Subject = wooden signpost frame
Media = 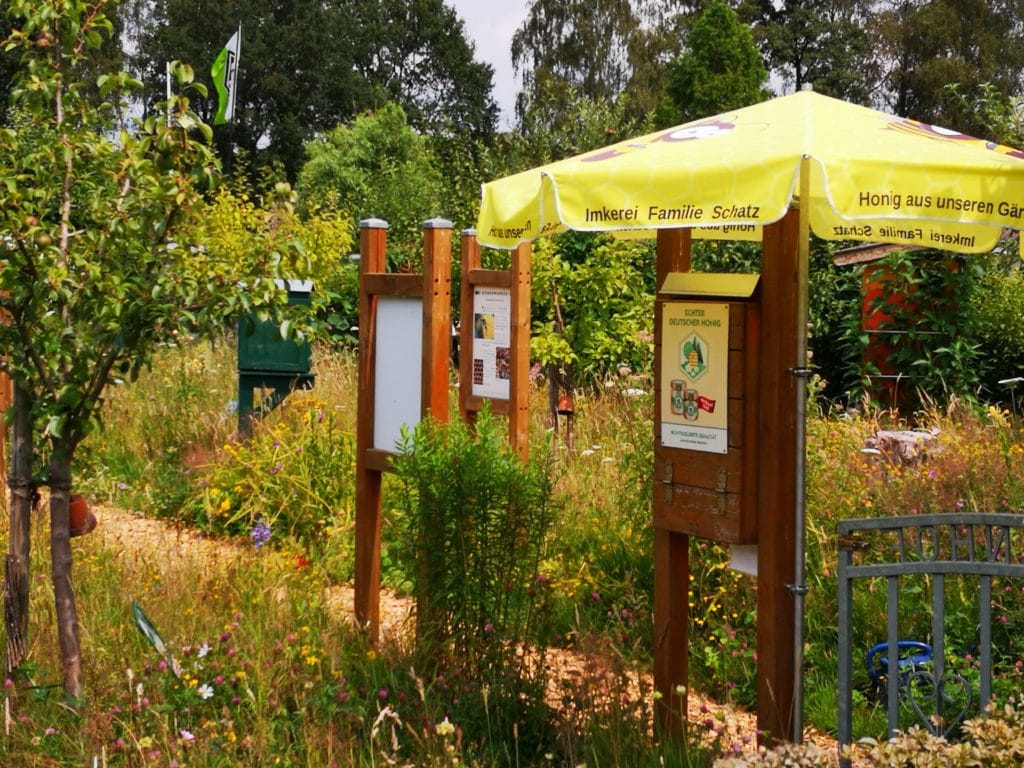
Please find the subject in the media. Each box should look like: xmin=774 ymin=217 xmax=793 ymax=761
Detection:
xmin=652 ymin=214 xmax=800 ymax=745
xmin=353 ymin=214 xmax=800 ymax=741
xmin=457 ymin=230 xmax=531 ymax=459
xmin=354 ymin=218 xmax=452 ymax=640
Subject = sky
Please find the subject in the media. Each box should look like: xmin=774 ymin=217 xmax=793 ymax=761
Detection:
xmin=447 ymin=0 xmax=532 ymax=129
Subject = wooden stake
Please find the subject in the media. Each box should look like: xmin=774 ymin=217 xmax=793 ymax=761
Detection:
xmin=459 ymin=231 xmax=481 ymax=426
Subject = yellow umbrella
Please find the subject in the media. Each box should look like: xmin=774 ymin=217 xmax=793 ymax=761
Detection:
xmin=475 ymin=89 xmax=1024 ymax=744
xmin=477 ymin=89 xmax=1024 ymax=253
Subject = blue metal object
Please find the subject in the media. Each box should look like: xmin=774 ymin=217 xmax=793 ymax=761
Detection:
xmin=865 ymin=640 xmax=932 ymax=698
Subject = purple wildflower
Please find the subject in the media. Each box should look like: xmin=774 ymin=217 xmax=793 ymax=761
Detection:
xmin=251 ymin=520 xmax=272 ymax=549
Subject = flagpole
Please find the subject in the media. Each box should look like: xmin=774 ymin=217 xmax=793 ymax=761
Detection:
xmin=229 ymin=25 xmax=240 ymax=174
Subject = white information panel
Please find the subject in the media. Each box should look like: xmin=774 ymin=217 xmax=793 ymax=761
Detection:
xmin=373 ymin=296 xmax=423 ymax=452
xmin=470 ymin=287 xmax=512 ymax=400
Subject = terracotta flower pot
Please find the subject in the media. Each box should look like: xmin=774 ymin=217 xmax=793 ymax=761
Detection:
xmin=69 ymin=494 xmax=97 ymax=537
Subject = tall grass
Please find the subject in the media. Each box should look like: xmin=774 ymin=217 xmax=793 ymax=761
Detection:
xmin=74 ymin=336 xmax=239 ymax=514
xmin=1 ymin=340 xmax=721 ymax=766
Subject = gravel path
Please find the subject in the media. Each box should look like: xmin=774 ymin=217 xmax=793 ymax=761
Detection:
xmin=91 ymin=502 xmax=840 ymax=765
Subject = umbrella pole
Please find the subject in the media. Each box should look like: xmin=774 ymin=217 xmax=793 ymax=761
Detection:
xmin=791 ymin=156 xmax=812 ymax=743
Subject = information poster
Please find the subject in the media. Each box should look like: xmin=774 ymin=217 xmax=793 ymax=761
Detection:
xmin=660 ymin=302 xmax=730 ymax=453
xmin=470 ymin=287 xmax=512 ymax=400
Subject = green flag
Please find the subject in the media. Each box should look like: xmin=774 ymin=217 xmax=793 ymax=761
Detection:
xmin=211 ymin=27 xmax=241 ymax=125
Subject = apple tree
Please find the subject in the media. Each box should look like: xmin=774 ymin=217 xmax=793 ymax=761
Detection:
xmin=0 ymin=0 xmax=297 ymax=699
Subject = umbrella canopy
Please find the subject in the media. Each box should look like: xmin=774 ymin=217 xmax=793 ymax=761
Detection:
xmin=477 ymin=90 xmax=1024 ymax=253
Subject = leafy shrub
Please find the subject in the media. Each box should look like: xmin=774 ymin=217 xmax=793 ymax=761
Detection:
xmin=530 ymin=232 xmax=656 ymax=388
xmin=190 ymin=183 xmax=358 ymax=345
xmin=847 ymin=702 xmax=1024 ymax=767
xmin=297 ymin=102 xmax=444 ymax=271
xmin=178 ymin=394 xmax=357 ymax=580
xmin=713 ymin=740 xmax=835 ymax=768
xmin=842 ymin=251 xmax=981 ymax=412
xmin=716 ymin=703 xmax=1024 ymax=766
xmin=966 ymin=268 xmax=1024 ymax=404
xmin=806 ymin=242 xmax=863 ymax=407
xmin=391 ymin=408 xmax=558 ymax=764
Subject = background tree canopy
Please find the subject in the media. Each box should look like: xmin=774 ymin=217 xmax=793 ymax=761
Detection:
xmin=296 ymin=103 xmax=445 ymax=268
xmin=4 ymin=0 xmax=1024 ymax=411
xmin=123 ymin=0 xmax=497 ymax=181
xmin=4 ymin=0 xmax=1024 ymax=147
xmin=753 ymin=0 xmax=877 ymax=103
xmin=663 ymin=0 xmax=768 ymax=124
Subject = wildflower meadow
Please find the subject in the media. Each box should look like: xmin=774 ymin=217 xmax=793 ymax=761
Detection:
xmin=3 ymin=336 xmax=1024 ymax=766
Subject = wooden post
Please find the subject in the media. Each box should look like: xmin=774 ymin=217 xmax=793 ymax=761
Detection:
xmin=422 ymin=220 xmax=452 ymax=421
xmin=756 ymin=209 xmax=800 ymax=743
xmin=416 ymin=220 xmax=453 ymax=638
xmin=509 ymin=243 xmax=531 ymax=459
xmin=459 ymin=231 xmax=481 ymax=427
xmin=656 ymin=229 xmax=692 ymax=288
xmin=653 ymin=228 xmax=692 ymax=735
xmin=354 ymin=219 xmax=388 ymax=637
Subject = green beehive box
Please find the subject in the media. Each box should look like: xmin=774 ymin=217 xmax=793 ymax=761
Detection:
xmin=237 ymin=280 xmax=313 ymax=374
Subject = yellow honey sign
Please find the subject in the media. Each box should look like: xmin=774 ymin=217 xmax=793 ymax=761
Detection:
xmin=660 ymin=302 xmax=730 ymax=453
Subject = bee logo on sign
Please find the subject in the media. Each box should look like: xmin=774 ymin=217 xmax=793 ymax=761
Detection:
xmin=680 ymin=334 xmax=709 ymax=382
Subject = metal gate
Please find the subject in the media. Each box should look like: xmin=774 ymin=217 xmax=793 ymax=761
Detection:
xmin=837 ymin=513 xmax=1024 ymax=765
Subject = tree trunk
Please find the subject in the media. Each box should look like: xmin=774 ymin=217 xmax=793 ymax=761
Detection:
xmin=545 ymin=364 xmax=577 ymax=452
xmin=48 ymin=449 xmax=82 ymax=700
xmin=4 ymin=384 xmax=34 ymax=674
xmin=562 ymin=366 xmax=576 ymax=455
xmin=546 ymin=363 xmax=559 ymax=433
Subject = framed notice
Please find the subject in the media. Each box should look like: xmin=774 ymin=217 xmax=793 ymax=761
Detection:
xmin=470 ymin=287 xmax=512 ymax=400
xmin=660 ymin=301 xmax=730 ymax=453
xmin=373 ymin=296 xmax=423 ymax=451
